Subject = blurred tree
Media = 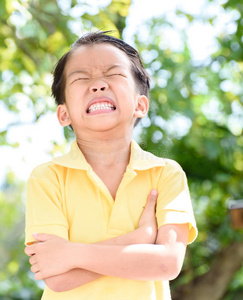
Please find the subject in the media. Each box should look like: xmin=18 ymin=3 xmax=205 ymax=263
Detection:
xmin=0 ymin=0 xmax=131 ymax=145
xmin=132 ymin=0 xmax=243 ymax=299
xmin=0 ymin=0 xmax=131 ymax=298
xmin=1 ymin=0 xmax=242 ymax=299
xmin=0 ymin=172 xmax=43 ymax=299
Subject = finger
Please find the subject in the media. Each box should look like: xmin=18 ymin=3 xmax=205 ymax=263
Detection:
xmin=35 ymin=271 xmax=43 ymax=281
xmin=29 ymin=255 xmax=36 ymax=266
xmin=32 ymin=233 xmax=58 ymax=242
xmin=149 ymin=189 xmax=158 ymax=198
xmin=31 ymin=263 xmax=40 ymax=273
xmin=145 ymin=189 xmax=158 ymax=209
xmin=25 ymin=245 xmax=36 ymax=256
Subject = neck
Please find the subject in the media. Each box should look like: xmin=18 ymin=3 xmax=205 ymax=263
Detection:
xmin=76 ymin=136 xmax=132 ymax=167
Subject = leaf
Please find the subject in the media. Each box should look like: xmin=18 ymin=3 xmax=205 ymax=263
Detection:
xmin=0 ymin=0 xmax=7 ymax=18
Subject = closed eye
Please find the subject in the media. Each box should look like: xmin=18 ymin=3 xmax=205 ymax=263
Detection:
xmin=106 ymin=73 xmax=125 ymax=78
xmin=72 ymin=77 xmax=89 ymax=83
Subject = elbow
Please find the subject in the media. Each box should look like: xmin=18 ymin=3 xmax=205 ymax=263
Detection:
xmin=157 ymin=254 xmax=183 ymax=281
xmin=44 ymin=278 xmax=67 ymax=293
xmin=167 ymin=259 xmax=182 ymax=281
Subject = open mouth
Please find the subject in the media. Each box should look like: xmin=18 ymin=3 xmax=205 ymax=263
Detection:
xmin=86 ymin=101 xmax=116 ymax=113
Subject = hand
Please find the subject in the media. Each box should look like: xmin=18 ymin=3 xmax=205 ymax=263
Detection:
xmin=138 ymin=189 xmax=158 ymax=244
xmin=25 ymin=233 xmax=73 ymax=280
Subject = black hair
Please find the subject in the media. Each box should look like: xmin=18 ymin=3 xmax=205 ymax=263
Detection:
xmin=52 ymin=31 xmax=150 ymax=126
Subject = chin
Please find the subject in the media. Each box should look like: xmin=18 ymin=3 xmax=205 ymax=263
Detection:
xmin=90 ymin=119 xmax=119 ymax=130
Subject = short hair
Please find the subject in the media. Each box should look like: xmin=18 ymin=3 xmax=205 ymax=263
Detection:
xmin=52 ymin=31 xmax=150 ymax=125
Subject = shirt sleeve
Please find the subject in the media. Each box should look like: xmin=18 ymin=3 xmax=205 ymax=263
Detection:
xmin=156 ymin=160 xmax=198 ymax=244
xmin=25 ymin=163 xmax=69 ymax=245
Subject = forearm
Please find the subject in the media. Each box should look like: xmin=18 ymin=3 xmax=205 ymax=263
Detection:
xmin=70 ymin=224 xmax=188 ymax=282
xmin=27 ymin=190 xmax=160 ymax=291
xmin=45 ymin=227 xmax=151 ymax=292
xmin=72 ymin=243 xmax=178 ymax=281
xmin=97 ymin=226 xmax=152 ymax=245
xmin=44 ymin=268 xmax=102 ymax=292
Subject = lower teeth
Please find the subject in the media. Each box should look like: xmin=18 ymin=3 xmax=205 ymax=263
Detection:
xmin=88 ymin=107 xmax=115 ymax=113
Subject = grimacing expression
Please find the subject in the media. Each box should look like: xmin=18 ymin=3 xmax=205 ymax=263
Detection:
xmin=52 ymin=32 xmax=150 ymax=126
xmin=56 ymin=43 xmax=149 ymax=136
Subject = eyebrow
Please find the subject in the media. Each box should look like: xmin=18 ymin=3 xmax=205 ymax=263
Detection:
xmin=67 ymin=64 xmax=125 ymax=79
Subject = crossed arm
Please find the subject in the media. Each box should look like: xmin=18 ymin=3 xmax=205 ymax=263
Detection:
xmin=25 ymin=190 xmax=189 ymax=292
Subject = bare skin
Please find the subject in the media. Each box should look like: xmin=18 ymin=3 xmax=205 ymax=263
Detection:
xmin=25 ymin=44 xmax=189 ymax=292
xmin=25 ymin=190 xmax=189 ymax=292
xmin=56 ymin=44 xmax=149 ymax=200
xmin=25 ymin=189 xmax=159 ymax=292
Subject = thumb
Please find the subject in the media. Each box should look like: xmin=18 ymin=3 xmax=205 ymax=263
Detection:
xmin=32 ymin=233 xmax=57 ymax=242
xmin=150 ymin=189 xmax=158 ymax=198
xmin=145 ymin=189 xmax=158 ymax=210
xmin=150 ymin=189 xmax=158 ymax=206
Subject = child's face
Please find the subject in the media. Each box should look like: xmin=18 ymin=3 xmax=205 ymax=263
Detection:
xmin=57 ymin=43 xmax=148 ymax=138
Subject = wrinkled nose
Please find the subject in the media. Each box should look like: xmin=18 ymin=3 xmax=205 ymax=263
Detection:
xmin=90 ymin=80 xmax=108 ymax=93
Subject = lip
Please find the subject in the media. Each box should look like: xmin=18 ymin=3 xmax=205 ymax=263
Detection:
xmin=86 ymin=97 xmax=116 ymax=113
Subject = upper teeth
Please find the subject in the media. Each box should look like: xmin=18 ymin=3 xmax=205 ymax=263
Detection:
xmin=87 ymin=102 xmax=115 ymax=113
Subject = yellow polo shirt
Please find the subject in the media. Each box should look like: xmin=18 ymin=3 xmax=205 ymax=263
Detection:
xmin=25 ymin=140 xmax=197 ymax=300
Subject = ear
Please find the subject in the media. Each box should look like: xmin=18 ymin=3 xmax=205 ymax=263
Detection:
xmin=57 ymin=104 xmax=71 ymax=127
xmin=134 ymin=95 xmax=149 ymax=118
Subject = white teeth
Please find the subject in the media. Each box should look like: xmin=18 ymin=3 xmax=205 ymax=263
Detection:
xmin=87 ymin=102 xmax=115 ymax=113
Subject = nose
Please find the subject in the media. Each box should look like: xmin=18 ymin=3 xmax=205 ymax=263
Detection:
xmin=89 ymin=80 xmax=108 ymax=93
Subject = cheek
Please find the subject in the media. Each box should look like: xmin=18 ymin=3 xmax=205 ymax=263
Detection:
xmin=64 ymin=84 xmax=71 ymax=102
xmin=65 ymin=85 xmax=83 ymax=104
xmin=115 ymin=80 xmax=136 ymax=98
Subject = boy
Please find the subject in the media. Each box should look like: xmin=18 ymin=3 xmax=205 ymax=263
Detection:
xmin=25 ymin=31 xmax=197 ymax=300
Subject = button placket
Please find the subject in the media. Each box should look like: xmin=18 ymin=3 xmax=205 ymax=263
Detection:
xmin=107 ymin=169 xmax=137 ymax=236
xmin=86 ymin=169 xmax=114 ymax=228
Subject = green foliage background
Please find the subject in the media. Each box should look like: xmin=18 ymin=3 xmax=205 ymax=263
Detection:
xmin=0 ymin=0 xmax=242 ymax=299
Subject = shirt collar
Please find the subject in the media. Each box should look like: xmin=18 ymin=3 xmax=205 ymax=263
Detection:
xmin=128 ymin=140 xmax=166 ymax=170
xmin=52 ymin=140 xmax=166 ymax=171
xmin=52 ymin=141 xmax=90 ymax=171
